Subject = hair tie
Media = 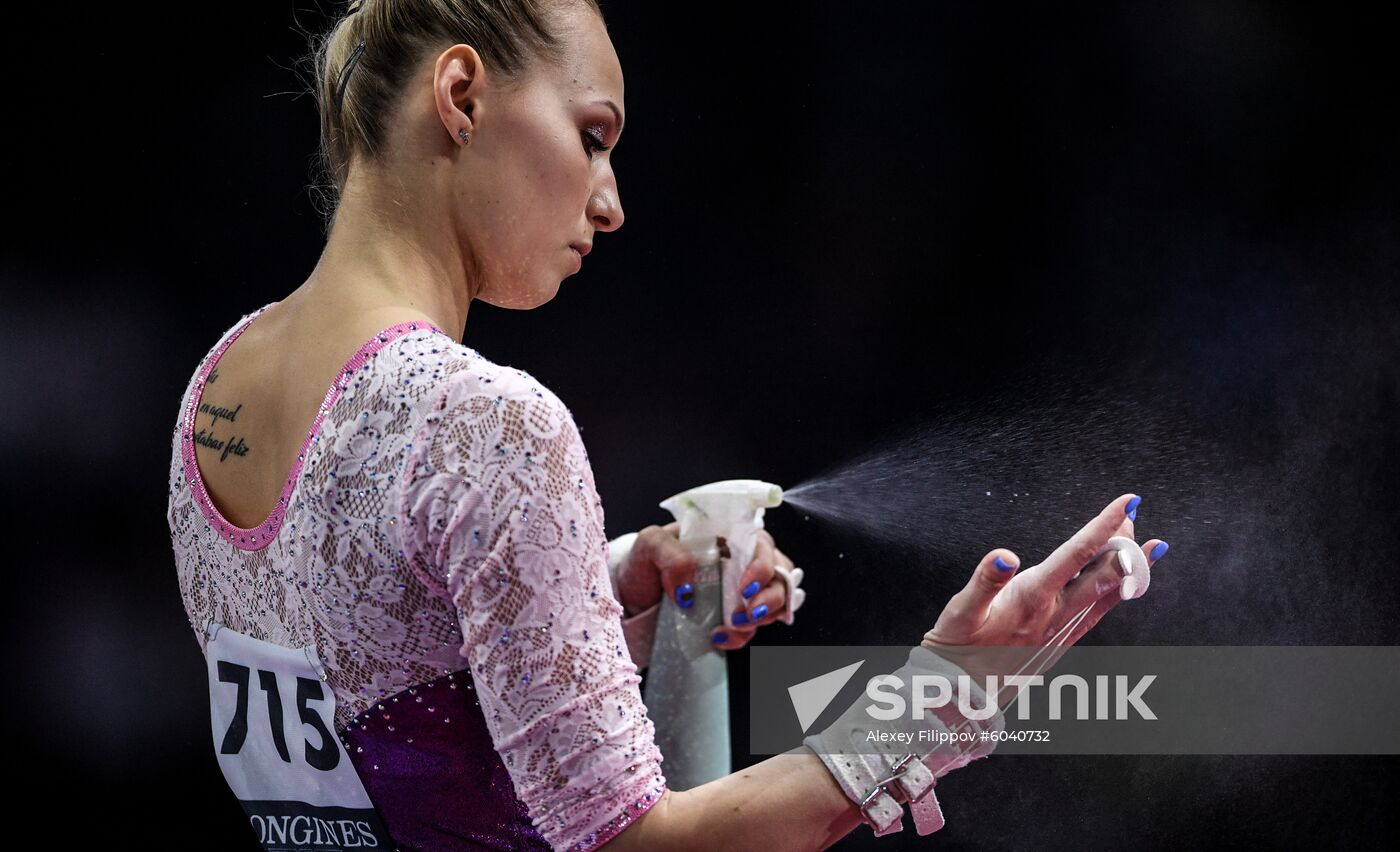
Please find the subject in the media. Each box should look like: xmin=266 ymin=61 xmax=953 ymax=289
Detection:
xmin=334 ymin=38 xmax=366 ymax=113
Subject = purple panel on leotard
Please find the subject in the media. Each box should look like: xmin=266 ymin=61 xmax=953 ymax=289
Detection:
xmin=342 ymin=668 xmax=551 ymax=851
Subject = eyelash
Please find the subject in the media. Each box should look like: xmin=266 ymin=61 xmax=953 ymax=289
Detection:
xmin=583 ymin=126 xmax=611 ymax=156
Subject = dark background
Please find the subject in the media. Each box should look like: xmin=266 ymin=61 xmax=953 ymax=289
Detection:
xmin=4 ymin=0 xmax=1397 ymax=848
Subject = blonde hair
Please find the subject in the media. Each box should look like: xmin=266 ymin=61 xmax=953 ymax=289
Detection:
xmin=301 ymin=0 xmax=603 ymax=232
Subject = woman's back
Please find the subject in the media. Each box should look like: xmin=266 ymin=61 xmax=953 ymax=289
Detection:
xmin=167 ymin=301 xmax=666 ymax=850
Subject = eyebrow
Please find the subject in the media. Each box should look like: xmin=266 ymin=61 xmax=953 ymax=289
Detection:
xmin=595 ymin=99 xmax=624 ymax=135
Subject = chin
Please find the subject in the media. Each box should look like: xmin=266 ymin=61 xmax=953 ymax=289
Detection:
xmin=482 ymin=280 xmax=561 ymax=310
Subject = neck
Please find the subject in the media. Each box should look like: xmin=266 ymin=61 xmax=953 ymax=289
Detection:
xmin=293 ymin=166 xmax=475 ymax=341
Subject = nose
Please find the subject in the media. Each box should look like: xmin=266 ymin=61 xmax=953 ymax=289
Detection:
xmin=588 ymin=178 xmax=624 ymax=233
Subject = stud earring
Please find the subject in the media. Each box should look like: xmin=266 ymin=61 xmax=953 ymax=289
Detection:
xmin=458 ymin=128 xmax=471 ymax=145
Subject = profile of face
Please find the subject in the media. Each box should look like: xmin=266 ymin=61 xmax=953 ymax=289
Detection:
xmin=433 ymin=2 xmax=625 ymax=309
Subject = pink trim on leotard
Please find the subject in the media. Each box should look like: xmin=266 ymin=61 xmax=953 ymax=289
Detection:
xmin=180 ymin=301 xmax=450 ymax=552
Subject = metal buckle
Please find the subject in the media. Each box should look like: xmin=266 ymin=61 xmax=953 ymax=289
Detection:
xmin=858 ymin=752 xmax=919 ymax=812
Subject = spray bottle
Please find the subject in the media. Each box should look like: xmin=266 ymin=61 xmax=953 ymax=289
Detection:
xmin=644 ymin=479 xmax=784 ymax=790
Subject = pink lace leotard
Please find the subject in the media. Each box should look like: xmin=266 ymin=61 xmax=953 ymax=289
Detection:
xmin=168 ymin=302 xmax=667 ymax=850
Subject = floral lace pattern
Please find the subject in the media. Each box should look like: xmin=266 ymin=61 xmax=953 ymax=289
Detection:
xmin=169 ymin=303 xmax=666 ymax=850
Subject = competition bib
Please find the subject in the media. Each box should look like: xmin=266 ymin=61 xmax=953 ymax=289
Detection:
xmin=205 ymin=622 xmax=394 ymax=851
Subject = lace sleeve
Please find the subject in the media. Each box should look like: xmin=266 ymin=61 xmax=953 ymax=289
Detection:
xmin=399 ymin=369 xmax=667 ymax=850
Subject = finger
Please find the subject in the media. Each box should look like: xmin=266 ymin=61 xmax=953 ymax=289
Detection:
xmin=769 ymin=547 xmax=803 ymax=617
xmin=1056 ymin=538 xmax=1170 ymax=644
xmin=736 ymin=530 xmax=778 ymax=605
xmin=1060 ymin=587 xmax=1121 ymax=649
xmin=1026 ymin=493 xmax=1141 ymax=594
xmin=710 ymin=624 xmax=757 ymax=651
xmin=1115 ymin=513 xmax=1135 ymax=546
xmin=1058 ymin=538 xmax=1164 ymax=618
xmin=1073 ymin=512 xmax=1136 ymax=582
xmin=1072 ymin=514 xmax=1134 ymax=581
xmin=784 ymin=565 xmax=807 ymax=615
xmin=730 ymin=578 xmax=785 ymax=627
xmin=737 ymin=541 xmax=796 ymax=624
xmin=637 ymin=522 xmax=699 ymax=608
xmin=940 ymin=548 xmax=1022 ymax=634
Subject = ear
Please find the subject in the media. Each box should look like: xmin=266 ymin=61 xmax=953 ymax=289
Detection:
xmin=434 ymin=43 xmax=488 ymax=141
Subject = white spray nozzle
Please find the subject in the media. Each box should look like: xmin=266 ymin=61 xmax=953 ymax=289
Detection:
xmin=658 ymin=479 xmax=784 ymax=620
xmin=660 ymin=479 xmax=783 ymax=515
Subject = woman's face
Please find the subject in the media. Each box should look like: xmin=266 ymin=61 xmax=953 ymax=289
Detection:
xmin=440 ymin=4 xmax=625 ymax=309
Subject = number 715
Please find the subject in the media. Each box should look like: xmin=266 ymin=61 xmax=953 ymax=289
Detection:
xmin=216 ymin=661 xmax=340 ymax=771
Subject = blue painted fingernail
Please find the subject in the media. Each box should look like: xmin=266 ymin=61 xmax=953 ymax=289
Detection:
xmin=1126 ymin=495 xmax=1141 ymax=522
xmin=752 ymin=603 xmax=769 ymax=620
xmin=1150 ymin=541 xmax=1169 ymax=560
xmin=732 ymin=610 xmax=750 ymax=626
xmin=712 ymin=631 xmax=727 ymax=644
xmin=742 ymin=580 xmax=761 ymax=599
xmin=995 ymin=556 xmax=1015 ymax=572
xmin=676 ymin=583 xmax=694 ymax=609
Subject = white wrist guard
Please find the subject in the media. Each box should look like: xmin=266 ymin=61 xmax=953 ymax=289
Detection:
xmin=802 ymin=645 xmax=1005 ymax=837
xmin=606 ymin=532 xmax=640 ymax=587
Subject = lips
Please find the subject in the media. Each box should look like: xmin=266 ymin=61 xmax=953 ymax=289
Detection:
xmin=570 ymin=242 xmax=592 ymax=257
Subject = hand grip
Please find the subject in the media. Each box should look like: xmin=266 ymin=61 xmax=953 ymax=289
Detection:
xmin=1097 ymin=535 xmax=1151 ymax=600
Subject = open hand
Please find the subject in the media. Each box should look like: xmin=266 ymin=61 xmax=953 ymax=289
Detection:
xmin=921 ymin=493 xmax=1169 ymax=678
